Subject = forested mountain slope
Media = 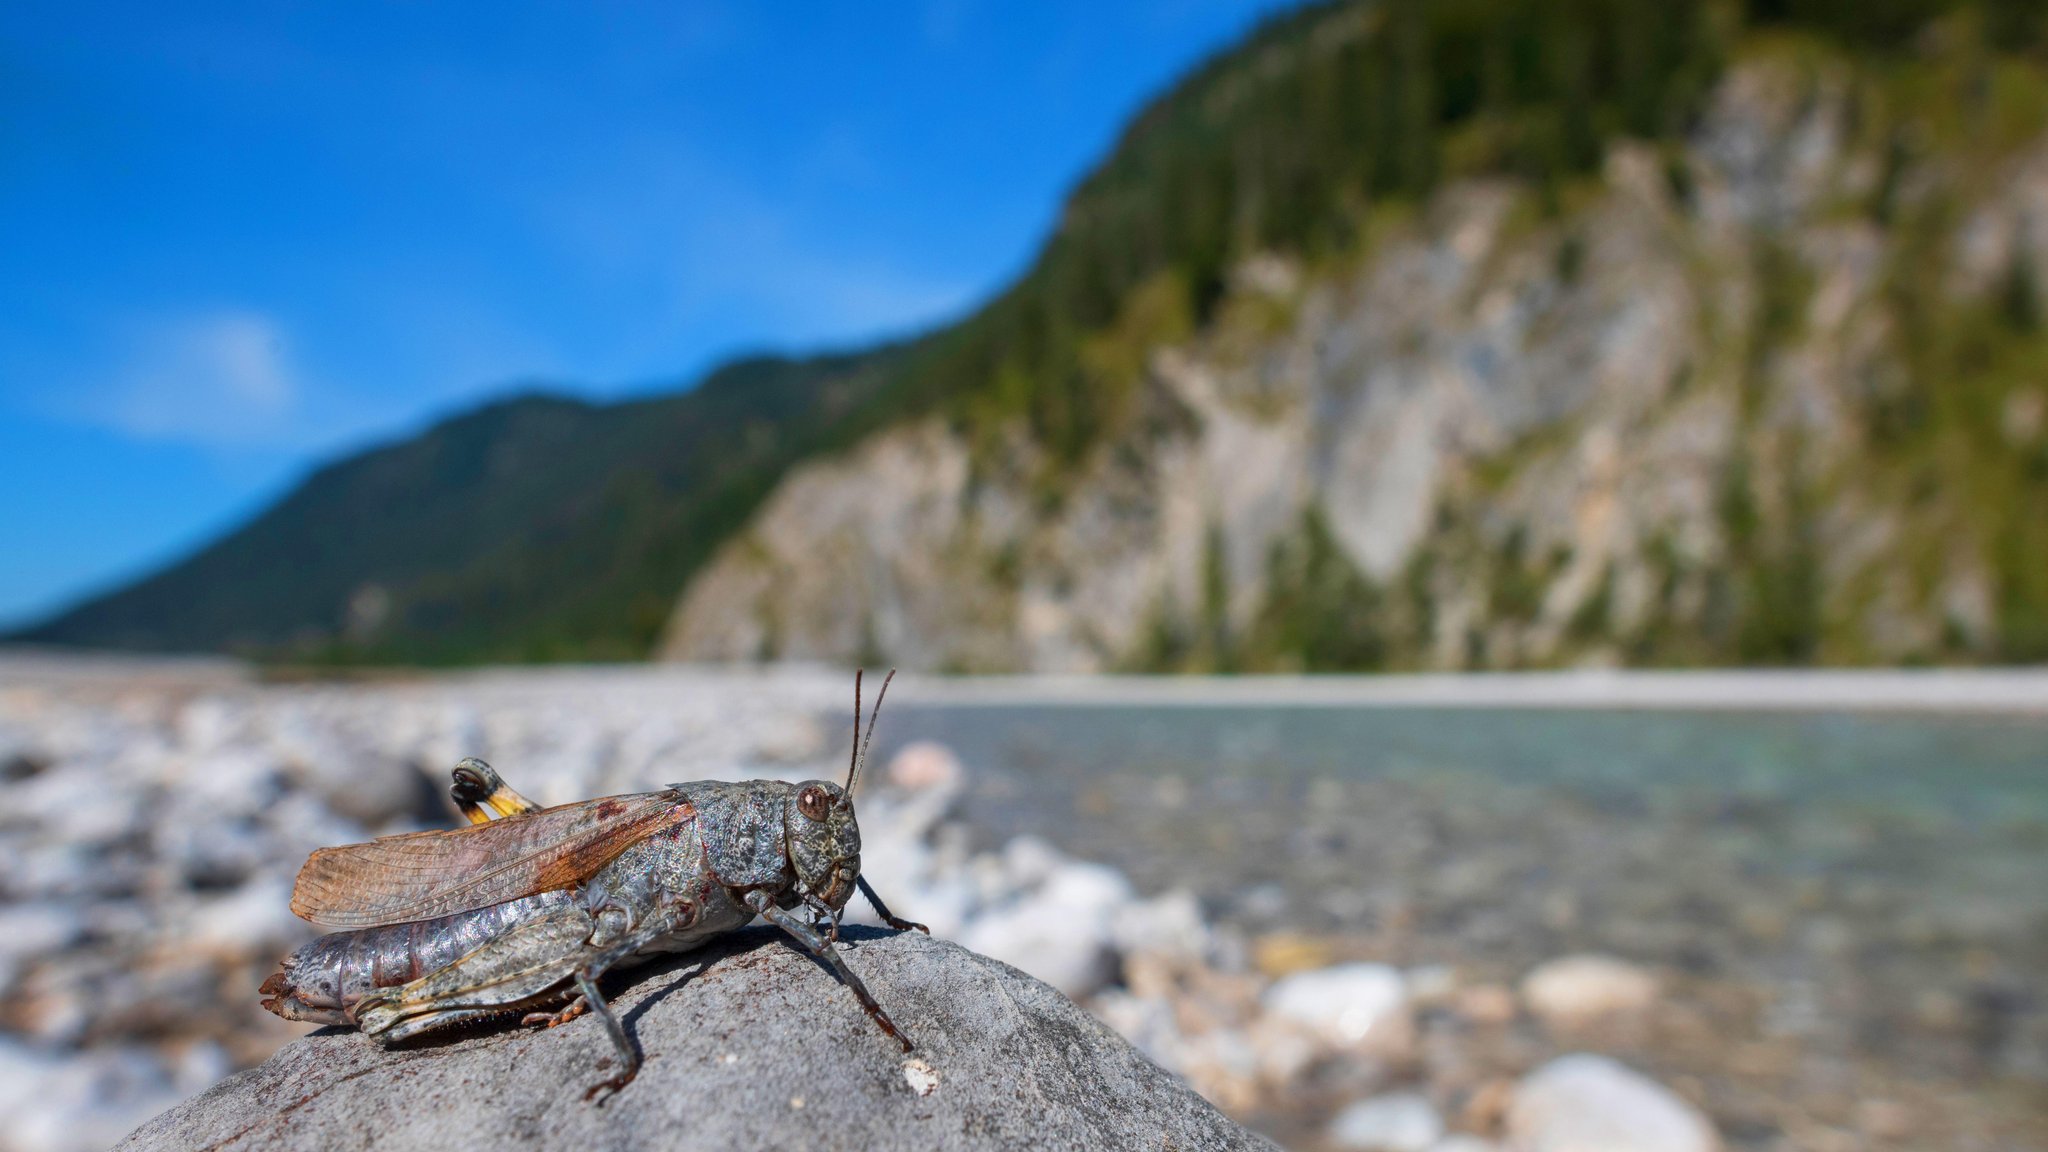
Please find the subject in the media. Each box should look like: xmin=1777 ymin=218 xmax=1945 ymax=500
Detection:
xmin=15 ymin=352 xmax=904 ymax=661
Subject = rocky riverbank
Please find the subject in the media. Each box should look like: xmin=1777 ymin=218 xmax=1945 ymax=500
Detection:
xmin=0 ymin=656 xmax=2040 ymax=1150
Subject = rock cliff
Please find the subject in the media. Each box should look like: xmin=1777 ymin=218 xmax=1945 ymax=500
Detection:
xmin=664 ymin=50 xmax=2048 ymax=672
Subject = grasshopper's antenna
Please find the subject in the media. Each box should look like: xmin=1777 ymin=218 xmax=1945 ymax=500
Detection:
xmin=847 ymin=668 xmax=864 ymax=790
xmin=846 ymin=668 xmax=895 ymax=795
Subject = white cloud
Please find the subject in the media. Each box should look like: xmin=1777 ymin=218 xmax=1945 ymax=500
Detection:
xmin=87 ymin=311 xmax=303 ymax=447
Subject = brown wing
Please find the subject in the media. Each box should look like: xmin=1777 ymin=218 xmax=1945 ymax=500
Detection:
xmin=290 ymin=790 xmax=690 ymax=928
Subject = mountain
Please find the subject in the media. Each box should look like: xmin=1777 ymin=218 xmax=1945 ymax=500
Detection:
xmin=13 ymin=352 xmax=906 ymax=662
xmin=19 ymin=0 xmax=2048 ymax=668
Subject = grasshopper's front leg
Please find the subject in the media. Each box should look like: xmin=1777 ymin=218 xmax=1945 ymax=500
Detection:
xmin=449 ymin=757 xmax=541 ymax=824
xmin=747 ymin=889 xmax=913 ymax=1052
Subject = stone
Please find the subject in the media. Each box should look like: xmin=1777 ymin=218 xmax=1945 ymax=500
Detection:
xmin=1252 ymin=933 xmax=1337 ymax=977
xmin=884 ymin=740 xmax=963 ymax=791
xmin=1108 ymin=889 xmax=1214 ymax=966
xmin=117 ymin=929 xmax=1275 ymax=1152
xmin=1505 ymin=1054 xmax=1719 ymax=1152
xmin=1520 ymin=955 xmax=1659 ymax=1028
xmin=956 ymin=856 xmax=1134 ymax=998
xmin=1264 ymin=963 xmax=1410 ymax=1052
xmin=1329 ymin=1091 xmax=1446 ymax=1152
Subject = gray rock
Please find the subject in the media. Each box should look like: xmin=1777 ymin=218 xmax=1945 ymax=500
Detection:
xmin=117 ymin=929 xmax=1276 ymax=1152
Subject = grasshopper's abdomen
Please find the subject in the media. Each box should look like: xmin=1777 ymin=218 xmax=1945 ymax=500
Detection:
xmin=259 ymin=890 xmax=580 ymax=1025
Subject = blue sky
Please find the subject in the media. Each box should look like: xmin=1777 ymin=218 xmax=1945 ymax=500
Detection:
xmin=0 ymin=0 xmax=1301 ymax=629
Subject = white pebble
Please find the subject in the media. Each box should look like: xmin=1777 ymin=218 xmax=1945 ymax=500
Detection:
xmin=1507 ymin=1054 xmax=1719 ymax=1152
xmin=1264 ymin=963 xmax=1408 ymax=1047
xmin=1329 ymin=1091 xmax=1444 ymax=1152
xmin=902 ymin=1057 xmax=940 ymax=1097
xmin=1521 ymin=955 xmax=1659 ymax=1028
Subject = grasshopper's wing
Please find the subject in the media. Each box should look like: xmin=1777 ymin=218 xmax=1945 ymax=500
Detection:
xmin=290 ymin=791 xmax=689 ymax=928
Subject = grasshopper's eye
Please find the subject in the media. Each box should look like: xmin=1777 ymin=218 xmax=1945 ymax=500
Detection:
xmin=798 ymin=786 xmax=829 ymax=822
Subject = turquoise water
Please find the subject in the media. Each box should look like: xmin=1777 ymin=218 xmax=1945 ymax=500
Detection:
xmin=878 ymin=705 xmax=2048 ymax=1084
xmin=890 ymin=704 xmax=2048 ymax=824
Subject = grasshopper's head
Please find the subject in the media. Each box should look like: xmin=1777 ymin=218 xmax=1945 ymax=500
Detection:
xmin=787 ymin=667 xmax=893 ymax=913
xmin=785 ymin=779 xmax=860 ymax=911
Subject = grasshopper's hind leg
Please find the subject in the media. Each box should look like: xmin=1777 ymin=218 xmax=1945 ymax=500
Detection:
xmin=449 ymin=757 xmax=541 ymax=824
xmin=354 ymin=905 xmax=598 ymax=1040
xmin=521 ymin=995 xmax=588 ymax=1028
xmin=358 ymin=895 xmax=697 ymax=1102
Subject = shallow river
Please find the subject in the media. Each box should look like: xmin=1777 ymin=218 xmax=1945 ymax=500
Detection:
xmin=875 ymin=705 xmax=2048 ymax=1091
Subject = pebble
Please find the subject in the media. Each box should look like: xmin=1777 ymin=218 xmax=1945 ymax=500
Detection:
xmin=1109 ymin=889 xmax=1213 ymax=965
xmin=1265 ymin=963 xmax=1410 ymax=1051
xmin=901 ymin=1057 xmax=940 ymax=1097
xmin=1252 ymin=932 xmax=1336 ymax=976
xmin=1520 ymin=955 xmax=1659 ymax=1028
xmin=956 ymin=858 xmax=1133 ymax=997
xmin=1329 ymin=1091 xmax=1446 ymax=1152
xmin=1506 ymin=1054 xmax=1719 ymax=1152
xmin=884 ymin=740 xmax=963 ymax=791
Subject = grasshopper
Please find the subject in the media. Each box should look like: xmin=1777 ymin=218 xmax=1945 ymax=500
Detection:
xmin=259 ymin=671 xmax=926 ymax=1099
